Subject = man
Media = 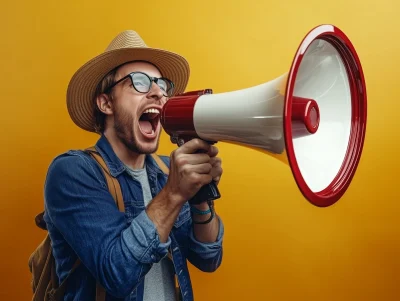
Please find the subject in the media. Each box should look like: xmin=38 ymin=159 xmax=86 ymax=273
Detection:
xmin=43 ymin=30 xmax=224 ymax=301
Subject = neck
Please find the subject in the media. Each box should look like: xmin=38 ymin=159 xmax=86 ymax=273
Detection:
xmin=103 ymin=131 xmax=145 ymax=170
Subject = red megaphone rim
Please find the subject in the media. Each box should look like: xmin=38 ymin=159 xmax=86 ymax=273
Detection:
xmin=284 ymin=24 xmax=367 ymax=207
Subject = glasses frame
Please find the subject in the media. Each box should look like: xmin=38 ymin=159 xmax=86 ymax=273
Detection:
xmin=104 ymin=71 xmax=175 ymax=97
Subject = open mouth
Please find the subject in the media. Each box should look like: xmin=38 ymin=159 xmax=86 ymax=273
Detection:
xmin=138 ymin=108 xmax=160 ymax=138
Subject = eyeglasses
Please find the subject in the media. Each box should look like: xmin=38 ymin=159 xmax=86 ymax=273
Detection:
xmin=104 ymin=72 xmax=175 ymax=97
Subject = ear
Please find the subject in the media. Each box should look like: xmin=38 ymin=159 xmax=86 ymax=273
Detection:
xmin=96 ymin=93 xmax=113 ymax=115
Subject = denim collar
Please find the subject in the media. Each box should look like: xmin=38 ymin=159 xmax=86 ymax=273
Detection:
xmin=94 ymin=134 xmax=167 ymax=179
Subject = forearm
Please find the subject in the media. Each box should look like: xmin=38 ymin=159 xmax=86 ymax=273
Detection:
xmin=145 ymin=187 xmax=183 ymax=242
xmin=191 ymin=201 xmax=220 ymax=242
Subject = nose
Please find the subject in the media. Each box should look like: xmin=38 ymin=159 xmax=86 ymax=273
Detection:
xmin=147 ymin=82 xmax=165 ymax=101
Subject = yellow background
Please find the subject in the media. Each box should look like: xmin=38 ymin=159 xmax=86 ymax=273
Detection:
xmin=1 ymin=0 xmax=399 ymax=300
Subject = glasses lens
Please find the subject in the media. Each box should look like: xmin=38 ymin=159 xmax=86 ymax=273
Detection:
xmin=131 ymin=73 xmax=151 ymax=93
xmin=158 ymin=79 xmax=174 ymax=97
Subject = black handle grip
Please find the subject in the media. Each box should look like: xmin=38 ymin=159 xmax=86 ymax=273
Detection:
xmin=188 ymin=181 xmax=221 ymax=205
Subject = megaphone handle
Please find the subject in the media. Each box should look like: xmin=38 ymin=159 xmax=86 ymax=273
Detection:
xmin=189 ymin=181 xmax=221 ymax=205
xmin=175 ymin=137 xmax=222 ymax=205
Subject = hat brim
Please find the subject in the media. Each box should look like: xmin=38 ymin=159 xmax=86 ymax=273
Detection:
xmin=66 ymin=47 xmax=190 ymax=132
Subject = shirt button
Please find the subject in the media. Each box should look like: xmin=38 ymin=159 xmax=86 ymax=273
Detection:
xmin=151 ymin=255 xmax=155 ymax=260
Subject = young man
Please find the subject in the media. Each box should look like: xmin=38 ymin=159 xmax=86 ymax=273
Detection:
xmin=43 ymin=30 xmax=224 ymax=301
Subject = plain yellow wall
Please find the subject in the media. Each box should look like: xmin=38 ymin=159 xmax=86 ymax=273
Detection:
xmin=1 ymin=0 xmax=399 ymax=300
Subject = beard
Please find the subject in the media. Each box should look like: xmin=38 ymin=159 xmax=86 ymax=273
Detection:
xmin=113 ymin=106 xmax=160 ymax=154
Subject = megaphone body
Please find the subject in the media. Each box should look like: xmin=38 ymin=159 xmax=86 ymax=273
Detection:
xmin=161 ymin=24 xmax=367 ymax=208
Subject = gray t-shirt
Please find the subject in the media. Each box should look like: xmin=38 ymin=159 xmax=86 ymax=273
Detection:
xmin=125 ymin=164 xmax=176 ymax=301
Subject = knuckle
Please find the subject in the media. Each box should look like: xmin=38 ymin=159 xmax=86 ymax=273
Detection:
xmin=181 ymin=164 xmax=190 ymax=175
xmin=190 ymin=173 xmax=201 ymax=185
xmin=175 ymin=156 xmax=186 ymax=166
xmin=203 ymin=154 xmax=211 ymax=161
xmin=211 ymin=157 xmax=220 ymax=165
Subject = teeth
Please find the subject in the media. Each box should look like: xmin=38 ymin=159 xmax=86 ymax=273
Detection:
xmin=143 ymin=108 xmax=160 ymax=114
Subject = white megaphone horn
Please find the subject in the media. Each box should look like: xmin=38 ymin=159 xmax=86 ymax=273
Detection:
xmin=160 ymin=24 xmax=367 ymax=208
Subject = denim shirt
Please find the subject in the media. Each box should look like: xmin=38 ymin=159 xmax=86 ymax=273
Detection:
xmin=43 ymin=135 xmax=224 ymax=301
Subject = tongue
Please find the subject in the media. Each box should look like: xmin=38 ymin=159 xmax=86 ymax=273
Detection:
xmin=139 ymin=120 xmax=153 ymax=134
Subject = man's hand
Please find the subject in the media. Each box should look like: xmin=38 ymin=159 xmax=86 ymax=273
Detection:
xmin=146 ymin=138 xmax=223 ymax=243
xmin=164 ymin=138 xmax=218 ymax=206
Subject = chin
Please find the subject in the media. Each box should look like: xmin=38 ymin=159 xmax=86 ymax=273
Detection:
xmin=137 ymin=141 xmax=160 ymax=154
xmin=132 ymin=129 xmax=162 ymax=154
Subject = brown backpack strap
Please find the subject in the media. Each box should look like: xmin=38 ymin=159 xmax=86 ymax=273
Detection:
xmin=86 ymin=147 xmax=125 ymax=212
xmin=150 ymin=154 xmax=169 ymax=175
xmin=96 ymin=283 xmax=107 ymax=301
xmin=85 ymin=146 xmax=126 ymax=301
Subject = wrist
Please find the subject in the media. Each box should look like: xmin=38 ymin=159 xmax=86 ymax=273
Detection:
xmin=190 ymin=204 xmax=211 ymax=215
xmin=191 ymin=201 xmax=209 ymax=210
xmin=163 ymin=185 xmax=185 ymax=207
xmin=146 ymin=188 xmax=182 ymax=224
xmin=145 ymin=189 xmax=183 ymax=243
xmin=191 ymin=200 xmax=215 ymax=224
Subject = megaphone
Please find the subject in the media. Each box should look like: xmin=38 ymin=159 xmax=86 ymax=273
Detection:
xmin=160 ymin=24 xmax=367 ymax=208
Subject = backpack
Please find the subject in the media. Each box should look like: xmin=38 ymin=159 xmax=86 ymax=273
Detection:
xmin=28 ymin=147 xmax=169 ymax=301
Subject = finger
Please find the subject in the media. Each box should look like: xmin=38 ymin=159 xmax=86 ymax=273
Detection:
xmin=207 ymin=145 xmax=219 ymax=157
xmin=210 ymin=156 xmax=221 ymax=166
xmin=210 ymin=165 xmax=223 ymax=179
xmin=178 ymin=138 xmax=211 ymax=154
xmin=186 ymin=172 xmax=213 ymax=191
xmin=177 ymin=153 xmax=211 ymax=165
xmin=185 ymin=162 xmax=213 ymax=175
xmin=193 ymin=173 xmax=213 ymax=187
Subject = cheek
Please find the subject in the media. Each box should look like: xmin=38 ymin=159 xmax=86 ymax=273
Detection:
xmin=114 ymin=103 xmax=134 ymax=124
xmin=114 ymin=97 xmax=140 ymax=120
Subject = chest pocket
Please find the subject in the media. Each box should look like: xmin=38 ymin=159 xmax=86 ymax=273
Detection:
xmin=173 ymin=202 xmax=191 ymax=228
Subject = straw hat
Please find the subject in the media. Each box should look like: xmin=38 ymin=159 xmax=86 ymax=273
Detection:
xmin=66 ymin=30 xmax=190 ymax=132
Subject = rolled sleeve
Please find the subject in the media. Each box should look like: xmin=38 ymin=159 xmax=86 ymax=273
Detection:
xmin=189 ymin=215 xmax=224 ymax=258
xmin=187 ymin=215 xmax=224 ymax=272
xmin=123 ymin=210 xmax=171 ymax=263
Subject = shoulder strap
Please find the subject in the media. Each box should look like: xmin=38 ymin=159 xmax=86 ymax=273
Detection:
xmin=85 ymin=146 xmax=125 ymax=212
xmin=84 ymin=146 xmax=126 ymax=301
xmin=150 ymin=154 xmax=169 ymax=175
